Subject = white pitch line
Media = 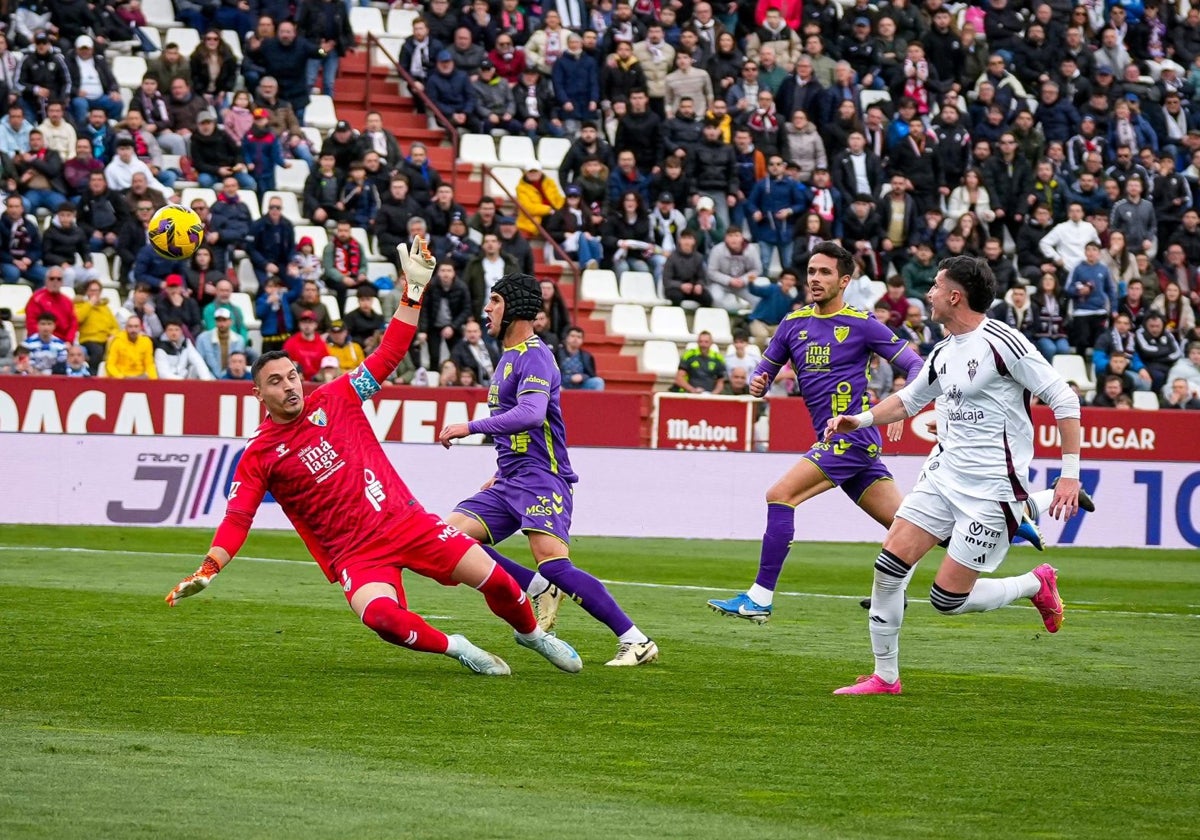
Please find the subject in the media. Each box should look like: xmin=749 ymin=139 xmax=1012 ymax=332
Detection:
xmin=2 ymin=545 xmax=1197 ymax=620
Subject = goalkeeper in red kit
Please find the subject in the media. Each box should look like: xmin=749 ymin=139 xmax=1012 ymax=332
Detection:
xmin=165 ymin=238 xmax=582 ymax=676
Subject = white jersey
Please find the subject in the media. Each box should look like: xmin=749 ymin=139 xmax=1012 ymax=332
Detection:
xmin=896 ymin=318 xmax=1080 ymax=502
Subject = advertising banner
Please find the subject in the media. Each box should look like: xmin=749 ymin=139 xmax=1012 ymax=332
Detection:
xmin=652 ymin=393 xmax=755 ymax=451
xmin=2 ymin=434 xmax=1196 ymax=549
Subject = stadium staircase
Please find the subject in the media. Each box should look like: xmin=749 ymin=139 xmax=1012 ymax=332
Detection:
xmin=332 ymin=46 xmax=658 ymax=431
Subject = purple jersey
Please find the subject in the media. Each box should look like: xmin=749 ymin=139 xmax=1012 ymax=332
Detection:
xmin=478 ymin=336 xmax=578 ymax=483
xmin=755 ymin=305 xmax=925 ymax=447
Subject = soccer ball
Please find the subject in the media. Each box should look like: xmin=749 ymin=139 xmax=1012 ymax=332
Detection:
xmin=148 ymin=204 xmax=205 ymax=261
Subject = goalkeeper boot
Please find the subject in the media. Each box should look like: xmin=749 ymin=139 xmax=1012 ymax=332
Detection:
xmin=833 ymin=674 xmax=902 ymax=695
xmin=1015 ymin=514 xmax=1045 ymax=551
xmin=1052 ymin=476 xmax=1095 ymax=512
xmin=447 ymin=634 xmax=511 ymax=676
xmin=605 ymin=639 xmax=659 ymax=666
xmin=533 ymin=584 xmax=566 ymax=632
xmin=515 ymin=631 xmax=583 ymax=673
xmin=1030 ymin=564 xmax=1064 ymax=634
xmin=707 ymin=592 xmax=772 ymax=624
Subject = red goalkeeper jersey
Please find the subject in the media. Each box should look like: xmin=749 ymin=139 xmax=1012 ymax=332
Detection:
xmin=214 ymin=315 xmax=420 ymax=581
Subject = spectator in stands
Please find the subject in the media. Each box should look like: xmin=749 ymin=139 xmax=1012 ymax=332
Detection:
xmin=399 ymin=19 xmax=442 ymax=91
xmin=706 ymin=225 xmax=761 ymax=313
xmin=1095 ymin=314 xmax=1152 ymax=386
xmin=427 ymin=50 xmax=478 ymax=133
xmin=561 ymin=122 xmax=615 ymax=185
xmin=184 ymin=246 xmax=221 ymax=308
xmin=746 ymin=269 xmax=800 ymax=341
xmin=0 ymin=103 xmax=32 ymax=156
xmin=22 ymin=311 xmax=67 ymax=373
xmin=190 ymin=109 xmax=252 ymax=190
xmin=155 ymin=318 xmax=213 ymax=380
xmin=105 ymin=136 xmax=172 ymax=201
xmin=220 ymin=350 xmax=252 ymax=380
xmin=1153 ymin=280 xmax=1198 ymax=343
xmin=0 ymin=193 xmax=46 ymax=287
xmin=149 ymin=42 xmax=191 ymax=91
xmin=14 ymin=128 xmax=67 ymax=214
xmin=38 ymin=101 xmax=75 ymax=163
xmin=319 ymin=119 xmax=358 ymax=175
xmin=399 ymin=141 xmax=443 ymax=208
xmin=1027 ymin=270 xmax=1072 ymax=363
xmin=674 ymin=329 xmax=726 ymax=394
xmin=280 ymin=309 xmax=326 ymax=379
xmin=512 ymin=64 xmax=561 ymax=140
xmin=1091 ymin=373 xmax=1129 ymax=407
xmin=41 ymin=203 xmax=93 ymax=288
xmin=79 ymin=107 xmax=116 ymax=166
xmin=196 ymin=307 xmax=250 ymax=378
xmin=25 ymin=266 xmax=77 ymax=342
xmin=684 ymin=194 xmax=725 ymax=256
xmin=117 ymin=280 xmax=163 ymax=339
xmin=241 ymin=107 xmax=283 ymax=197
xmin=156 ymin=274 xmax=202 ymax=336
xmin=248 ymin=20 xmax=328 ymax=121
xmin=321 ymin=320 xmax=363 ymax=372
xmin=57 ymin=342 xmax=89 ymax=376
xmin=898 ymin=303 xmax=944 ymax=356
xmin=1065 ymin=241 xmax=1117 ymax=355
xmin=322 ymin=219 xmax=368 ymax=313
xmin=204 ymin=177 xmax=251 ymax=267
xmin=1161 ymin=376 xmax=1200 ymax=409
xmin=302 ymin=150 xmax=341 ymax=225
xmin=425 ymin=183 xmax=466 ymax=239
xmin=255 ymin=274 xmax=300 ymax=353
xmin=496 ymin=214 xmax=534 ymax=275
xmin=254 ymin=78 xmax=312 ymax=166
xmin=128 ymin=75 xmax=187 ymax=157
xmin=558 ymin=325 xmax=604 ymax=390
xmin=516 ymin=162 xmax=564 ymax=238
xmin=296 ymin=0 xmax=351 ymax=97
xmin=105 ymin=312 xmax=156 ymax=378
xmin=746 ymin=154 xmax=808 ymax=273
xmin=74 ymin=279 xmax=117 ymax=373
xmin=1111 ymin=176 xmax=1158 ymax=257
xmin=373 ymin=179 xmax=417 ymax=270
xmin=343 ymin=286 xmax=383 ymax=350
xmin=338 ymin=160 xmax=379 ymax=229
xmin=524 ymin=9 xmax=567 ymax=76
xmin=249 ymin=196 xmax=295 ymax=286
xmin=1040 ymin=202 xmax=1101 ymax=274
xmin=467 ymin=195 xmax=500 ymax=240
xmin=450 ymin=318 xmax=499 ymax=388
xmin=472 ymin=59 xmax=520 ymax=136
xmin=659 ymin=228 xmax=707 ymax=305
xmin=286 ymin=279 xmax=329 ymax=335
xmin=607 ymin=148 xmax=651 ymax=207
xmin=419 ymin=262 xmax=471 ymax=367
xmin=465 ymin=233 xmax=518 ymax=318
xmin=187 ymin=31 xmax=238 ymax=115
xmin=117 ymin=111 xmax=179 ymax=191
xmin=551 ymin=33 xmax=600 ymax=133
xmin=544 ymin=183 xmax=603 ymax=269
xmin=988 ymin=284 xmax=1038 ymax=343
xmin=690 ymin=117 xmax=737 ymax=225
xmin=200 ymin=278 xmax=244 ymax=338
xmin=19 ymin=33 xmax=69 ymax=123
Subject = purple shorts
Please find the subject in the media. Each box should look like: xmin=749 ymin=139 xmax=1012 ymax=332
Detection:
xmin=801 ymin=435 xmax=894 ymax=503
xmin=454 ymin=472 xmax=575 ymax=545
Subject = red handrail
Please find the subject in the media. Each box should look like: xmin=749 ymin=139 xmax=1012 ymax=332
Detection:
xmin=481 ymin=163 xmax=581 ymax=323
xmin=364 ymin=33 xmax=459 ymax=198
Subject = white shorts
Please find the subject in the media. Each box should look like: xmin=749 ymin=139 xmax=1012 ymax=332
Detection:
xmin=895 ymin=474 xmax=1022 ymax=573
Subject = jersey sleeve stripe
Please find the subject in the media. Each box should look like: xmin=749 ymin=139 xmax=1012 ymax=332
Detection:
xmin=983 ymin=321 xmax=1027 ymax=360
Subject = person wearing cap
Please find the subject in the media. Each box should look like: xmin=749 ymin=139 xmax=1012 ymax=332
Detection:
xmin=324 ymin=319 xmax=364 ymax=372
xmin=296 ymin=0 xmax=352 ymax=97
xmin=18 ymin=32 xmax=70 ymax=122
xmin=514 ymin=162 xmax=564 ymax=238
xmin=472 ymin=59 xmax=522 ymax=136
xmin=439 ymin=272 xmax=659 ymax=666
xmin=189 ymin=109 xmax=251 ymax=190
xmin=511 ymin=64 xmax=561 ymax=140
xmin=311 ymin=353 xmax=341 ymax=383
xmin=544 ymin=183 xmax=605 ymax=268
xmin=242 ymin=105 xmax=285 ymax=196
xmin=316 ymin=119 xmax=357 ymax=176
xmin=282 ymin=309 xmax=329 ymax=380
xmin=425 ymin=48 xmax=478 ymax=131
xmin=196 ymin=305 xmax=251 ymax=378
xmin=156 ymin=272 xmax=203 ymax=334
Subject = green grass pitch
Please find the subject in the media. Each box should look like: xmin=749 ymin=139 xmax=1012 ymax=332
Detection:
xmin=1 ymin=524 xmax=1197 ymax=839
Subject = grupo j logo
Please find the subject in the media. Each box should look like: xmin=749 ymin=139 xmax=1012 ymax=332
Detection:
xmin=106 ymin=446 xmax=253 ymax=524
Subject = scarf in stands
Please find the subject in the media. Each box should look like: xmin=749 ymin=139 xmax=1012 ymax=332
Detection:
xmin=747 ymin=105 xmax=778 ymax=133
xmin=332 ymin=240 xmax=361 ymax=275
xmin=810 ymin=187 xmax=836 ymax=222
xmin=132 ymin=131 xmax=150 ymax=160
xmin=1107 ymin=325 xmax=1137 ymax=355
xmin=902 ymin=59 xmax=930 ymax=113
xmin=633 ymin=0 xmax=660 ymax=19
xmin=500 ymin=10 xmax=526 ymax=35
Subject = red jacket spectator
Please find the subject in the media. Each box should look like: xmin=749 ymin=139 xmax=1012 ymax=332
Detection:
xmin=25 ymin=280 xmax=79 ymax=343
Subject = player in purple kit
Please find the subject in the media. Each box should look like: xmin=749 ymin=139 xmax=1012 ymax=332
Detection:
xmin=708 ymin=242 xmax=927 ymax=622
xmin=439 ymin=273 xmax=659 ymax=666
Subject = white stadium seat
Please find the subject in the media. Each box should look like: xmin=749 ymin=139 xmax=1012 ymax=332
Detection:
xmin=180 ymin=187 xmax=217 ymax=210
xmin=237 ymin=190 xmax=261 ymax=220
xmin=368 ymin=262 xmax=398 ymax=285
xmin=165 ymin=27 xmax=200 ymax=57
xmin=0 ymin=284 xmax=32 ymax=327
xmin=619 ymin=270 xmax=666 ymax=306
xmin=458 ymin=133 xmax=498 ymax=167
xmin=112 ymin=56 xmax=148 ymax=91
xmin=1132 ymin=391 xmax=1160 ymax=410
xmin=608 ymin=303 xmax=650 ymax=339
xmin=485 ymin=165 xmax=523 ymax=199
xmin=294 ymin=225 xmax=329 ymax=256
xmin=692 ymin=307 xmax=734 ymax=345
xmin=387 ymin=8 xmax=418 ymax=37
xmin=274 ymin=160 xmax=310 ymax=195
xmin=349 ymin=8 xmax=384 ymax=41
xmin=498 ymin=135 xmax=536 ymax=166
xmin=640 ymin=340 xmax=681 ymax=376
xmin=1052 ymin=354 xmax=1094 ymax=391
xmin=321 ymin=295 xmax=342 ymax=323
xmin=221 ymin=30 xmax=243 ymax=60
xmin=860 ymin=89 xmax=892 ymax=111
xmin=143 ymin=0 xmax=180 ymax=29
xmin=580 ymin=269 xmax=620 ymax=305
xmin=537 ymin=136 xmax=572 ymax=170
xmin=303 ymin=95 xmax=338 ymax=132
xmin=229 ymin=292 xmax=260 ymax=330
xmin=138 ymin=26 xmax=162 ymax=53
xmin=649 ymin=305 xmax=694 ymax=343
xmin=371 ymin=37 xmax=404 ymax=69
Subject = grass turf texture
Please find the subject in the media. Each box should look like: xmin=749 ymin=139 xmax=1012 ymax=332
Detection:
xmin=1 ymin=525 xmax=1197 ymax=839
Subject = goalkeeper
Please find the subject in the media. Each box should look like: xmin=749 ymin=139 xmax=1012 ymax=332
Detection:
xmin=166 ymin=239 xmax=583 ymax=677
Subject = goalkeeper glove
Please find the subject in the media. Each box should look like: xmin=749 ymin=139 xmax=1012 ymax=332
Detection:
xmin=397 ymin=235 xmax=435 ymax=304
xmin=165 ymin=555 xmax=222 ymax=607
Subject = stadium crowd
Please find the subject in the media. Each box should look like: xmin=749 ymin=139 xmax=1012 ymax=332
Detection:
xmin=0 ymin=0 xmax=1198 ymax=407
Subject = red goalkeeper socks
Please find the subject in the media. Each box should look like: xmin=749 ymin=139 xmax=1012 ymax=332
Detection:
xmin=477 ymin=564 xmax=538 ymax=635
xmin=361 ymin=597 xmax=450 ymax=654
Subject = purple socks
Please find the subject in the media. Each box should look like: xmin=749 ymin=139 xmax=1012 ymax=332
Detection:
xmin=482 ymin=545 xmax=536 ymax=590
xmin=539 ymin=558 xmax=636 ymax=637
xmin=754 ymin=502 xmax=796 ymax=591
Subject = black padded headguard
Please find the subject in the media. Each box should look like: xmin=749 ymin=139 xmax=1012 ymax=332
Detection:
xmin=491 ymin=273 xmax=543 ymax=337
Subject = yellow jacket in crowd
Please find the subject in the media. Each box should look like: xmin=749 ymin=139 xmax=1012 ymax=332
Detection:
xmin=74 ymin=298 xmax=119 ymax=345
xmin=105 ymin=332 xmax=158 ymax=379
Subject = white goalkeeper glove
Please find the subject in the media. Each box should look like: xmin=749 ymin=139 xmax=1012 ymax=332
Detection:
xmin=165 ymin=555 xmax=222 ymax=607
xmin=397 ymin=235 xmax=435 ymax=304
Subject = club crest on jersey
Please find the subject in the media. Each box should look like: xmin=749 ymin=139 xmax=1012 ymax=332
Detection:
xmin=834 ymin=325 xmax=850 ymax=343
xmin=967 ymin=359 xmax=979 ymax=381
xmin=308 ymin=408 xmax=328 ymax=427
xmin=503 ymin=362 xmax=513 ymax=380
xmin=945 ymin=384 xmax=964 ymax=406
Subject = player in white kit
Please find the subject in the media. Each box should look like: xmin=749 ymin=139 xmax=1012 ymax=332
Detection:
xmin=825 ymin=256 xmax=1084 ymax=695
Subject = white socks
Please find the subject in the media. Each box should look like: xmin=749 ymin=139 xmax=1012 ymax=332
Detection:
xmin=956 ymin=572 xmax=1040 ymax=613
xmin=1025 ymin=489 xmax=1056 ymax=522
xmin=528 ymin=572 xmax=551 ymax=598
xmin=869 ymin=550 xmax=915 ymax=684
xmin=747 ymin=584 xmax=773 ymax=606
xmin=618 ymin=627 xmax=649 ymax=644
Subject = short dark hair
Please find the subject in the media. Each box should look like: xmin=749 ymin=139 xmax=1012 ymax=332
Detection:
xmin=566 ymin=325 xmax=585 ymax=338
xmin=161 ymin=317 xmax=183 ymax=329
xmin=810 ymin=241 xmax=855 ymax=279
xmin=939 ymin=255 xmax=996 ymax=313
xmin=251 ymin=350 xmax=292 ymax=383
